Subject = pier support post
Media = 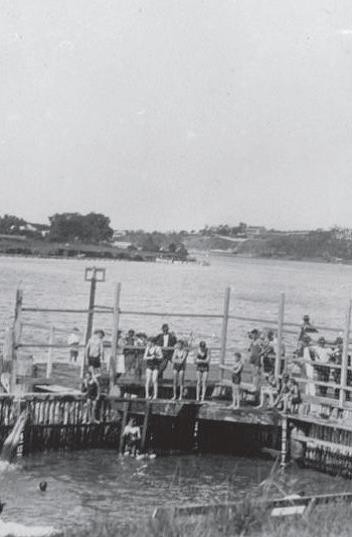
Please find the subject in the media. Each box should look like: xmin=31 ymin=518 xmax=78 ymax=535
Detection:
xmin=275 ymin=293 xmax=285 ymax=380
xmin=339 ymin=299 xmax=352 ymax=407
xmin=280 ymin=413 xmax=288 ymax=469
xmin=219 ymin=287 xmax=231 ymax=382
xmin=119 ymin=401 xmax=129 ymax=453
xmin=109 ymin=283 xmax=121 ymax=392
xmin=141 ymin=401 xmax=152 ymax=452
xmin=46 ymin=326 xmax=55 ymax=379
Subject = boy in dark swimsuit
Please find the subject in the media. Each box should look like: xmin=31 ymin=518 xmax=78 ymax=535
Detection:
xmin=196 ymin=341 xmax=210 ymax=402
xmin=171 ymin=340 xmax=188 ymax=400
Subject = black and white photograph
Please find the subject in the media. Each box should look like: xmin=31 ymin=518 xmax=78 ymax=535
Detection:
xmin=1 ymin=1 xmax=352 ymax=536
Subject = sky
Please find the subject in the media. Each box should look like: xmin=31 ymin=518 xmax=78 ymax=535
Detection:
xmin=1 ymin=0 xmax=352 ymax=231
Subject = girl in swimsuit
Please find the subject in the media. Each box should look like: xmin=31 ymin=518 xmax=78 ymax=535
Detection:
xmin=143 ymin=337 xmax=163 ymax=399
xmin=171 ymin=339 xmax=188 ymax=401
xmin=196 ymin=341 xmax=210 ymax=402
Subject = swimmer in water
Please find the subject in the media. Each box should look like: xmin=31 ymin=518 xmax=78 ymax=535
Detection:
xmin=39 ymin=481 xmax=47 ymax=492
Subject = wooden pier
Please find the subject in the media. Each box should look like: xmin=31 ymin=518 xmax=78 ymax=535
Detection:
xmin=2 ymin=266 xmax=352 ymax=477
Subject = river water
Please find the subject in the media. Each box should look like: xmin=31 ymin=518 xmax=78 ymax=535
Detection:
xmin=0 ymin=254 xmax=352 ymax=529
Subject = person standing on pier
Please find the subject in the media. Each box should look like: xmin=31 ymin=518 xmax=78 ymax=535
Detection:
xmin=81 ymin=369 xmax=100 ymax=423
xmin=196 ymin=341 xmax=210 ymax=402
xmin=85 ymin=329 xmax=105 ymax=377
xmin=171 ymin=339 xmax=189 ymax=400
xmin=219 ymin=352 xmax=243 ymax=409
xmin=156 ymin=324 xmax=177 ymax=378
xmin=248 ymin=329 xmax=263 ymax=390
xmin=68 ymin=327 xmax=81 ymax=363
xmin=297 ymin=315 xmax=318 ymax=352
xmin=144 ymin=337 xmax=163 ymax=399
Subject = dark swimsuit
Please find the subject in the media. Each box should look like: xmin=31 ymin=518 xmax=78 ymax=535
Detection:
xmin=145 ymin=348 xmax=160 ymax=371
xmin=173 ymin=350 xmax=187 ymax=372
xmin=196 ymin=350 xmax=209 ymax=373
xmin=232 ymin=363 xmax=243 ymax=385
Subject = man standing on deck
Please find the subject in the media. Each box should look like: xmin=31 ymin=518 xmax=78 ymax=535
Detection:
xmin=156 ymin=323 xmax=177 ymax=378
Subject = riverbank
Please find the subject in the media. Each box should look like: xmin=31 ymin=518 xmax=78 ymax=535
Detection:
xmin=0 ymin=238 xmax=157 ymax=262
xmin=66 ymin=495 xmax=352 ymax=537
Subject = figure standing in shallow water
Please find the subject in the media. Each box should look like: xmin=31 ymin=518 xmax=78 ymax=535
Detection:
xmin=196 ymin=341 xmax=210 ymax=402
xmin=171 ymin=339 xmax=188 ymax=400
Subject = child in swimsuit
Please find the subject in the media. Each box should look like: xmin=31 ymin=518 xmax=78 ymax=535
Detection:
xmin=81 ymin=370 xmax=100 ymax=423
xmin=171 ymin=340 xmax=188 ymax=400
xmin=85 ymin=329 xmax=105 ymax=377
xmin=231 ymin=352 xmax=243 ymax=409
xmin=143 ymin=337 xmax=163 ymax=399
xmin=196 ymin=341 xmax=210 ymax=402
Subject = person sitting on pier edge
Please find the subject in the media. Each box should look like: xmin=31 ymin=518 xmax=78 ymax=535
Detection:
xmin=155 ymin=324 xmax=177 ymax=379
xmin=85 ymin=329 xmax=105 ymax=377
xmin=68 ymin=327 xmax=81 ymax=363
xmin=81 ymin=369 xmax=100 ymax=423
xmin=312 ymin=336 xmax=332 ymax=396
xmin=255 ymin=372 xmax=278 ymax=409
xmin=248 ymin=329 xmax=263 ymax=391
xmin=171 ymin=339 xmax=189 ymax=401
xmin=144 ymin=337 xmax=163 ymax=399
xmin=122 ymin=418 xmax=141 ymax=457
xmin=196 ymin=341 xmax=210 ymax=402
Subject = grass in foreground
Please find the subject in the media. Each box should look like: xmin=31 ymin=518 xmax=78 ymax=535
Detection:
xmin=64 ymin=499 xmax=352 ymax=537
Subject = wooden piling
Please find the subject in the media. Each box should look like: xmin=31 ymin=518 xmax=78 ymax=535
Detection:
xmin=119 ymin=401 xmax=129 ymax=453
xmin=280 ymin=413 xmax=288 ymax=468
xmin=275 ymin=293 xmax=285 ymax=379
xmin=219 ymin=287 xmax=231 ymax=382
xmin=46 ymin=326 xmax=55 ymax=379
xmin=141 ymin=401 xmax=152 ymax=452
xmin=13 ymin=288 xmax=23 ymax=346
xmin=109 ymin=283 xmax=121 ymax=391
xmin=339 ymin=300 xmax=352 ymax=407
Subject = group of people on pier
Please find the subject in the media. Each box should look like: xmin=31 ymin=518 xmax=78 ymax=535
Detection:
xmin=76 ymin=311 xmax=348 ymax=419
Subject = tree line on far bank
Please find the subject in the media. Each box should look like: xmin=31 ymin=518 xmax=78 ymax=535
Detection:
xmin=0 ymin=213 xmax=189 ymax=256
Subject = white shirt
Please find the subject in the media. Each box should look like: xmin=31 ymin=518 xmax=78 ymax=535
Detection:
xmin=163 ymin=334 xmax=169 ymax=347
xmin=68 ymin=333 xmax=80 ymax=346
xmin=314 ymin=346 xmax=332 ymax=364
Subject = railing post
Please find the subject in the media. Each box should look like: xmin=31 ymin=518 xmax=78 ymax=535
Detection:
xmin=109 ymin=283 xmax=121 ymax=391
xmin=275 ymin=293 xmax=285 ymax=380
xmin=85 ymin=268 xmax=97 ymax=345
xmin=14 ymin=288 xmax=23 ymax=346
xmin=219 ymin=287 xmax=231 ymax=382
xmin=46 ymin=326 xmax=55 ymax=379
xmin=339 ymin=299 xmax=351 ymax=407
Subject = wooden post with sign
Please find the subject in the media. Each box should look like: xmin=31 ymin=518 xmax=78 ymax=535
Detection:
xmin=82 ymin=267 xmax=106 ymax=375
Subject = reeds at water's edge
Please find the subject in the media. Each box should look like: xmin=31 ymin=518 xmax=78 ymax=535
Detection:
xmin=63 ymin=461 xmax=352 ymax=537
